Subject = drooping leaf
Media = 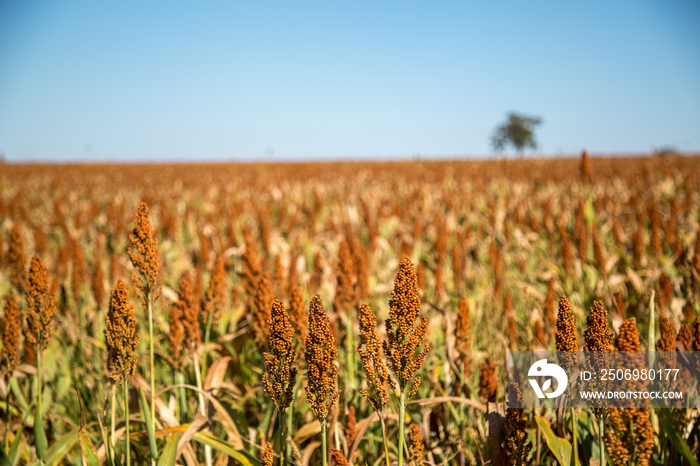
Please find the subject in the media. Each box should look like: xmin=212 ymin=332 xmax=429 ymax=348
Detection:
xmin=79 ymin=430 xmax=100 ymax=466
xmin=535 ymin=416 xmax=572 ymax=466
xmin=139 ymin=387 xmax=158 ymax=460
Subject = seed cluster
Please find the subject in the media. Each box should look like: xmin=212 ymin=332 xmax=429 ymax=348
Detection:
xmin=555 ymin=295 xmax=578 ymax=371
xmin=506 ymin=380 xmax=526 ymax=466
xmin=335 ymin=239 xmax=356 ymax=313
xmin=357 ymin=303 xmax=390 ymax=412
xmin=384 ymin=257 xmax=429 ymax=397
xmin=478 ymin=356 xmax=498 ymax=402
xmin=288 ymin=286 xmax=307 ymax=347
xmin=263 ymin=299 xmax=298 ymax=411
xmin=1 ymin=295 xmax=21 ymax=379
xmin=177 ymin=273 xmax=200 ymax=352
xmin=202 ymin=256 xmax=226 ymax=324
xmin=128 ymin=202 xmax=160 ymax=307
xmin=455 ymin=296 xmax=472 ymax=378
xmin=7 ymin=225 xmax=26 ymax=294
xmin=104 ymin=280 xmax=139 ymax=383
xmin=607 ymin=318 xmax=654 ymax=466
xmin=408 ymin=424 xmax=424 ymax=466
xmin=304 ymin=295 xmax=340 ymax=423
xmin=25 ymin=255 xmax=56 ymax=352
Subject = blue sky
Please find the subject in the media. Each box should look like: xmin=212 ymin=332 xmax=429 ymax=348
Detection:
xmin=1 ymin=1 xmax=699 ymax=162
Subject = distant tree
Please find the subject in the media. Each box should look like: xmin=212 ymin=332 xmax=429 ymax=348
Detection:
xmin=491 ymin=112 xmax=543 ymax=156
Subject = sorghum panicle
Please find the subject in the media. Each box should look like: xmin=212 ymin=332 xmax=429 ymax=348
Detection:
xmin=478 ymin=356 xmax=497 ymax=402
xmin=555 ymin=295 xmax=578 ymax=371
xmin=25 ymin=255 xmax=56 ymax=351
xmin=7 ymin=225 xmax=26 ymax=294
xmin=408 ymin=424 xmax=425 ymax=466
xmin=128 ymin=202 xmax=160 ymax=306
xmin=262 ymin=299 xmax=298 ymax=411
xmin=288 ymin=286 xmax=307 ymax=346
xmin=177 ymin=273 xmax=200 ymax=352
xmin=583 ymin=301 xmax=614 ymax=352
xmin=506 ymin=380 xmax=526 ymax=466
xmin=656 ymin=317 xmax=676 ymax=352
xmin=1 ymin=295 xmax=21 ymax=379
xmin=261 ymin=442 xmax=274 ymax=466
xmin=383 ymin=257 xmax=429 ymax=397
xmin=677 ymin=324 xmax=692 ymax=351
xmin=357 ymin=303 xmax=390 ymax=412
xmin=455 ymin=296 xmax=472 ymax=376
xmin=105 ymin=280 xmax=139 ymax=383
xmin=168 ymin=298 xmax=185 ymax=370
xmin=330 ymin=448 xmax=349 ymax=466
xmin=581 ymin=149 xmax=592 ymax=183
xmin=203 ymin=256 xmax=226 ymax=324
xmin=71 ymin=240 xmax=87 ymax=304
xmin=345 ymin=406 xmax=357 ymax=447
xmin=252 ymin=272 xmax=273 ymax=345
xmin=335 ymin=239 xmax=356 ymax=313
xmin=305 ymin=295 xmax=340 ymax=423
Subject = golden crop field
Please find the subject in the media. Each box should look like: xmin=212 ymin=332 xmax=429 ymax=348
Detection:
xmin=1 ymin=154 xmax=699 ymax=465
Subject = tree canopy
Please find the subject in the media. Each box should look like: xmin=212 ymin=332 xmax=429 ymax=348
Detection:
xmin=491 ymin=112 xmax=543 ymax=155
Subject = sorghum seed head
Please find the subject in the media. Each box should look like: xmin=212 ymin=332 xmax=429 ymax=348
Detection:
xmin=262 ymin=299 xmax=298 ymax=411
xmin=105 ymin=280 xmax=139 ymax=383
xmin=202 ymin=256 xmax=226 ymax=324
xmin=1 ymin=295 xmax=21 ymax=379
xmin=656 ymin=317 xmax=676 ymax=352
xmin=128 ymin=202 xmax=160 ymax=305
xmin=478 ymin=356 xmax=497 ymax=402
xmin=25 ymin=254 xmax=56 ymax=351
xmin=677 ymin=323 xmax=692 ymax=351
xmin=555 ymin=295 xmax=578 ymax=371
xmin=384 ymin=257 xmax=429 ymax=396
xmin=358 ymin=303 xmax=390 ymax=412
xmin=305 ymin=295 xmax=340 ymax=423
xmin=288 ymin=285 xmax=307 ymax=346
xmin=408 ymin=424 xmax=425 ymax=466
xmin=7 ymin=225 xmax=26 ymax=294
xmin=583 ymin=301 xmax=614 ymax=352
xmin=615 ymin=318 xmax=641 ymax=352
xmin=176 ymin=273 xmax=200 ymax=352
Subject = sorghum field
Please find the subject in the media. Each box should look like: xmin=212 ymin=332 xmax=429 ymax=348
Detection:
xmin=1 ymin=154 xmax=700 ymax=465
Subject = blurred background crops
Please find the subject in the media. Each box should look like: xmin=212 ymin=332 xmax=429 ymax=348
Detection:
xmin=1 ymin=154 xmax=699 ymax=465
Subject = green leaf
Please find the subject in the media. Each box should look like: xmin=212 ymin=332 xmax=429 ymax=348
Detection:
xmin=139 ymin=387 xmax=158 ymax=460
xmin=157 ymin=433 xmax=180 ymax=466
xmin=33 ymin=408 xmax=48 ymax=461
xmin=6 ymin=417 xmax=26 ymax=466
xmin=0 ymin=448 xmax=10 ymax=466
xmin=193 ymin=431 xmax=260 ymax=466
xmin=584 ymin=195 xmax=595 ymax=226
xmin=535 ymin=416 xmax=572 ymax=466
xmin=44 ymin=428 xmax=79 ymax=466
xmin=657 ymin=409 xmax=699 ymax=466
xmin=79 ymin=430 xmax=100 ymax=466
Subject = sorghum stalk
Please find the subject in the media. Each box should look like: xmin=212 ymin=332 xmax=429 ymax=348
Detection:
xmin=105 ymin=280 xmax=139 ymax=466
xmin=357 ymin=303 xmax=391 ymax=466
xmin=383 ymin=258 xmax=429 ymax=466
xmin=555 ymin=294 xmax=579 ymax=460
xmin=128 ymin=202 xmax=160 ymax=464
xmin=263 ymin=300 xmax=298 ymax=465
xmin=25 ymin=255 xmax=55 ymax=462
xmin=123 ymin=379 xmax=130 ymax=466
xmin=1 ymin=295 xmax=20 ymax=451
xmin=305 ymin=296 xmax=340 ymax=466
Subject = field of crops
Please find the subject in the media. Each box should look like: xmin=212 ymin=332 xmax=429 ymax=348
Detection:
xmin=1 ymin=154 xmax=699 ymax=465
